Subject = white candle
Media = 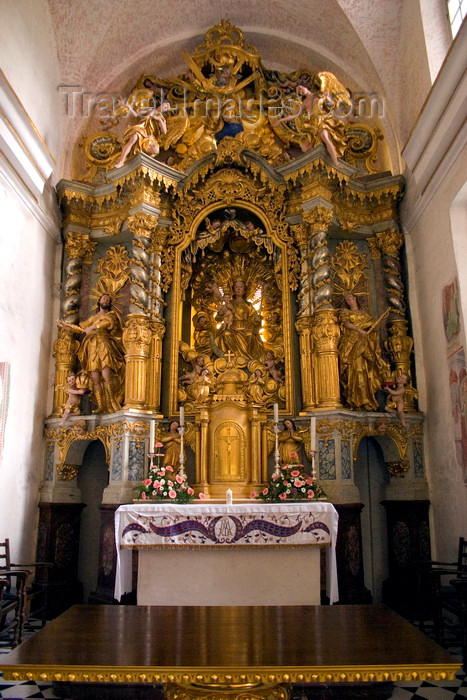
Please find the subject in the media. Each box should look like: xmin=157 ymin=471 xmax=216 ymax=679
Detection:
xmin=226 ymin=488 xmax=233 ymax=505
xmin=273 ymin=403 xmax=279 ymax=424
xmin=149 ymin=420 xmax=155 ymax=453
xmin=179 ymin=405 xmax=185 ymax=426
xmin=310 ymin=416 xmax=316 ymax=452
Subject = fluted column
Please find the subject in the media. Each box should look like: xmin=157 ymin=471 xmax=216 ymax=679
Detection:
xmin=122 ymin=315 xmax=152 ymax=408
xmin=250 ymin=409 xmax=262 ymax=485
xmin=52 ymin=233 xmax=96 ymax=415
xmin=374 ymin=227 xmax=416 ymax=409
xmin=295 ymin=316 xmax=314 ymax=410
xmin=197 ymin=409 xmax=209 ymax=494
xmin=305 ymin=205 xmax=341 ymax=409
xmin=311 ymin=309 xmax=341 ymax=408
xmin=52 ymin=332 xmax=80 ymax=416
xmin=146 ymin=320 xmax=166 ymax=412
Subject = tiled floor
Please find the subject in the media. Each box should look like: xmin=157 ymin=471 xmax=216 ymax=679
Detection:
xmin=0 ymin=617 xmax=465 ymax=699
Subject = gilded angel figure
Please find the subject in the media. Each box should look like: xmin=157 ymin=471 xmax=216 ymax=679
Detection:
xmin=272 ymin=71 xmax=353 ymax=167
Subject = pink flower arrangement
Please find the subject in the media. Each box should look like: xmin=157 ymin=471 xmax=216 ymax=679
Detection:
xmin=255 ymin=464 xmax=326 ymax=502
xmin=134 ymin=438 xmax=195 ymax=503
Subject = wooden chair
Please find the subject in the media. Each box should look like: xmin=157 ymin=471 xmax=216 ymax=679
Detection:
xmin=451 ymin=577 xmax=467 ymax=669
xmin=0 ymin=538 xmax=51 ymax=627
xmin=415 ymin=537 xmax=467 ymax=645
xmin=0 ymin=569 xmax=28 ymax=647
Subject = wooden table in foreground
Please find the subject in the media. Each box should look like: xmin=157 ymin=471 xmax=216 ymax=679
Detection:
xmin=0 ymin=605 xmax=460 ymax=700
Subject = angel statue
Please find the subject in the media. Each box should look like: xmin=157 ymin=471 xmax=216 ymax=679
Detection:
xmin=278 ymin=419 xmax=305 ymax=465
xmin=266 ymin=419 xmax=309 ymax=467
xmin=272 ymin=71 xmax=353 ymax=167
xmin=156 ymin=420 xmax=197 ymax=473
xmin=114 ymin=91 xmax=171 ymax=168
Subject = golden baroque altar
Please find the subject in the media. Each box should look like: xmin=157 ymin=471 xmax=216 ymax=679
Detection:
xmin=43 ymin=20 xmax=424 ymax=508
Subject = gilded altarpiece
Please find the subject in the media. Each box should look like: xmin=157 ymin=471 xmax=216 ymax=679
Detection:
xmin=41 ymin=21 xmax=427 ymax=606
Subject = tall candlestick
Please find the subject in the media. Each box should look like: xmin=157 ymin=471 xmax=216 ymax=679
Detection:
xmin=310 ymin=416 xmax=316 ymax=452
xmin=179 ymin=405 xmax=185 ymax=426
xmin=149 ymin=420 xmax=155 ymax=453
xmin=273 ymin=403 xmax=279 ymax=424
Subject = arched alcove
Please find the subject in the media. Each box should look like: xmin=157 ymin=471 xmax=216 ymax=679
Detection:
xmin=354 ymin=436 xmax=390 ymax=603
xmin=76 ymin=440 xmax=109 ymax=601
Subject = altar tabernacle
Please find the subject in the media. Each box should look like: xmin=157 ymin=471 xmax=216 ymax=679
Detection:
xmin=114 ymin=501 xmax=339 ymax=605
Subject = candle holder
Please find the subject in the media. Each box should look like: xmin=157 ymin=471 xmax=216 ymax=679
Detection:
xmin=309 ymin=450 xmax=317 ymax=480
xmin=273 ymin=421 xmax=281 ymax=478
xmin=178 ymin=424 xmax=186 ymax=479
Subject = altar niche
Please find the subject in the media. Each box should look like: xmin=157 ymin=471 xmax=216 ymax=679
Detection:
xmin=164 ymin=206 xmax=295 ymax=498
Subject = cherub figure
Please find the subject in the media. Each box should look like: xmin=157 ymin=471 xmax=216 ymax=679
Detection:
xmin=384 ymin=374 xmax=409 ymax=427
xmin=58 ymin=373 xmax=89 ymax=427
xmin=218 ymin=293 xmax=234 ymax=330
xmin=179 ymin=354 xmax=205 ymax=386
xmin=264 ymin=350 xmax=284 ymax=384
xmin=186 ymin=367 xmax=212 ymax=404
xmin=204 ymin=279 xmax=223 ymax=305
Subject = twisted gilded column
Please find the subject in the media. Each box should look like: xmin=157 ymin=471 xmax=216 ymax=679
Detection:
xmin=306 ymin=205 xmax=341 ymax=409
xmin=146 ymin=225 xmax=169 ymax=412
xmin=124 ymin=213 xmax=158 ymax=409
xmin=61 ymin=233 xmax=96 ymax=325
xmin=52 ymin=233 xmax=96 ymax=415
xmin=373 ymin=228 xmax=416 ymax=409
xmin=293 ymin=222 xmax=315 ymax=410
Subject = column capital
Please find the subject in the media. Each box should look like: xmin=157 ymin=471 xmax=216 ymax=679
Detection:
xmin=127 ymin=211 xmax=160 ymax=239
xmin=64 ymin=231 xmax=96 ymax=263
xmin=374 ymin=228 xmax=404 ymax=257
xmin=303 ymin=205 xmax=334 ymax=232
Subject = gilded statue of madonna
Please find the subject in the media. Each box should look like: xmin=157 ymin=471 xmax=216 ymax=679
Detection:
xmin=214 ymin=279 xmax=264 ymax=361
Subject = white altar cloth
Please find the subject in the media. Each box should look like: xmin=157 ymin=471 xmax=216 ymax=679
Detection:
xmin=114 ymin=501 xmax=339 ymax=604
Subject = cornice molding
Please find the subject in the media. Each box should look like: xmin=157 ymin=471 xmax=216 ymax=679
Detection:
xmin=0 ymin=70 xmax=55 ymax=201
xmin=401 ymin=20 xmax=467 ymax=230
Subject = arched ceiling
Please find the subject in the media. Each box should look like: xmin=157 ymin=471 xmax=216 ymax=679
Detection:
xmin=46 ymin=0 xmax=423 ymax=177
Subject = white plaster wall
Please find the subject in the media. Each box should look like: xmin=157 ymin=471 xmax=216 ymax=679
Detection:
xmin=0 ymin=0 xmax=62 ymax=562
xmin=406 ymin=147 xmax=467 ymax=561
xmin=398 ymin=0 xmax=432 ymax=147
xmin=0 ymin=178 xmax=60 ymax=562
xmin=0 ymin=0 xmax=62 ymax=164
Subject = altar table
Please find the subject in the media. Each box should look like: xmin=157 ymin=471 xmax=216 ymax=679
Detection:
xmin=114 ymin=502 xmax=339 ymax=605
xmin=0 ymin=604 xmax=460 ymax=699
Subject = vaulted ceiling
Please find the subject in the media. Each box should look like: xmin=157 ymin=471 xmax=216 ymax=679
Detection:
xmin=46 ymin=0 xmax=435 ymax=177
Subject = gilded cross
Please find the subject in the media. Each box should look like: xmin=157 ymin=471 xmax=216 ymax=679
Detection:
xmin=220 ymin=425 xmax=239 ymax=459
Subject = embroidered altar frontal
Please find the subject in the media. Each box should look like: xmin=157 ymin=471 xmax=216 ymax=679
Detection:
xmin=115 ymin=502 xmax=339 ymax=605
xmin=117 ymin=502 xmax=336 ymax=547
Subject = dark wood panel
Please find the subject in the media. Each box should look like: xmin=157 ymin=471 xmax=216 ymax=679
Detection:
xmin=0 ymin=604 xmax=458 ymax=681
